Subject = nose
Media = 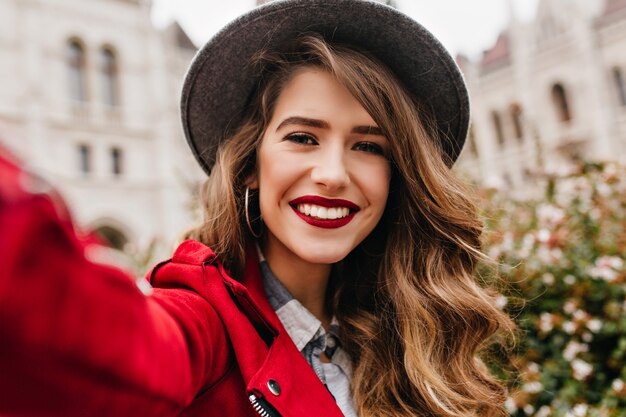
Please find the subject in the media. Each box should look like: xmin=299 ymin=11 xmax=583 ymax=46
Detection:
xmin=310 ymin=145 xmax=350 ymax=191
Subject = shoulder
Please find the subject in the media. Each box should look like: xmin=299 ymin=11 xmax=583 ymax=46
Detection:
xmin=147 ymin=240 xmax=237 ymax=394
xmin=148 ymin=240 xmax=221 ymax=290
xmin=155 ymin=239 xmax=218 ymax=272
xmin=171 ymin=239 xmax=218 ymax=265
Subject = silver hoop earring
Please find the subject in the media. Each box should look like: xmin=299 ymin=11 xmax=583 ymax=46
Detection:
xmin=245 ymin=186 xmax=262 ymax=239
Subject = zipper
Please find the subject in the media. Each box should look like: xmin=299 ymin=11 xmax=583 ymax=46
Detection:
xmin=248 ymin=393 xmax=282 ymax=417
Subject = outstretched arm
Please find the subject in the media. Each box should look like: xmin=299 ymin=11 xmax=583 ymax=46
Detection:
xmin=0 ymin=152 xmax=227 ymax=416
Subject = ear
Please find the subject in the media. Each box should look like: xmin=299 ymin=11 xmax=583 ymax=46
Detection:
xmin=245 ymin=173 xmax=259 ymax=190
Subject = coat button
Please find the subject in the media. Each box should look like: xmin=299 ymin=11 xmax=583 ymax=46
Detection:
xmin=267 ymin=379 xmax=281 ymax=396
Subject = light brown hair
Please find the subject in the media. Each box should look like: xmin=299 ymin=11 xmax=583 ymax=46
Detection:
xmin=188 ymin=35 xmax=515 ymax=417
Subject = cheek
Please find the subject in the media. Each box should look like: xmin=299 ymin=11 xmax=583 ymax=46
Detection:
xmin=261 ymin=155 xmax=296 ymax=182
xmin=257 ymin=148 xmax=301 ymax=207
xmin=359 ymin=162 xmax=392 ymax=209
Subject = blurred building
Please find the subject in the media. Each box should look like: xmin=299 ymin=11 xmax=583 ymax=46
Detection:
xmin=0 ymin=0 xmax=203 ymax=251
xmin=457 ymin=0 xmax=626 ymax=189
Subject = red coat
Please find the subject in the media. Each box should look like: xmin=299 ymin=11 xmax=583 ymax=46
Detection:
xmin=0 ymin=153 xmax=345 ymax=416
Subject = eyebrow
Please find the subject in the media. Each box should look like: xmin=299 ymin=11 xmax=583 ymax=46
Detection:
xmin=276 ymin=116 xmax=384 ymax=136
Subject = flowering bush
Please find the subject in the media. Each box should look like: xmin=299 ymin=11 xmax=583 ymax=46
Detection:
xmin=479 ymin=162 xmax=626 ymax=417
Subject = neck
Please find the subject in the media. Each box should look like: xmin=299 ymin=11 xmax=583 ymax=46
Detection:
xmin=261 ymin=240 xmax=332 ymax=328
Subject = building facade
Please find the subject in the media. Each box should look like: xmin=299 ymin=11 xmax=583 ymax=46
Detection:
xmin=457 ymin=0 xmax=626 ymax=190
xmin=0 ymin=0 xmax=203 ymax=252
xmin=5 ymin=0 xmax=624 ymax=251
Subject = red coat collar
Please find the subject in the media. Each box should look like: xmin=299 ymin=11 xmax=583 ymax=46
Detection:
xmin=169 ymin=240 xmax=345 ymax=417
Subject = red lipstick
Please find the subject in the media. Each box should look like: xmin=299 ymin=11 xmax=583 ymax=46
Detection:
xmin=289 ymin=196 xmax=359 ymax=229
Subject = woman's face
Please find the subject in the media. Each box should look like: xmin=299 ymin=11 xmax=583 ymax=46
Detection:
xmin=253 ymin=68 xmax=391 ymax=267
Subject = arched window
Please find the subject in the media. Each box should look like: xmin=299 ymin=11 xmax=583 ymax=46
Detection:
xmin=94 ymin=225 xmax=128 ymax=251
xmin=67 ymin=39 xmax=87 ymax=102
xmin=510 ymin=103 xmax=524 ymax=141
xmin=491 ymin=111 xmax=505 ymax=146
xmin=613 ymin=67 xmax=626 ymax=107
xmin=551 ymin=83 xmax=572 ymax=123
xmin=99 ymin=47 xmax=119 ymax=106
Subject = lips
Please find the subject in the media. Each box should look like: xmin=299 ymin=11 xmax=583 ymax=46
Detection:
xmin=289 ymin=196 xmax=359 ymax=229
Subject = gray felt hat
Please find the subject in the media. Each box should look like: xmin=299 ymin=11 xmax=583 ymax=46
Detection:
xmin=181 ymin=0 xmax=470 ymax=174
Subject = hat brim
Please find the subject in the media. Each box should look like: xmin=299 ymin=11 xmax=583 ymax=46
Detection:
xmin=181 ymin=0 xmax=470 ymax=175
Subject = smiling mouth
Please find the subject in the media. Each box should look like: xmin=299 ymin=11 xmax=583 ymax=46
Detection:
xmin=289 ymin=196 xmax=359 ymax=229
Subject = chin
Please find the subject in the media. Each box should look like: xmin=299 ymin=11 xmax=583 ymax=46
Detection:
xmin=296 ymin=245 xmax=351 ymax=265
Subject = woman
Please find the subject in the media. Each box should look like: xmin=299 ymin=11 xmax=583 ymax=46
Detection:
xmin=0 ymin=1 xmax=514 ymax=416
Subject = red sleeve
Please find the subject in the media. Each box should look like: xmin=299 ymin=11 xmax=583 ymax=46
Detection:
xmin=0 ymin=155 xmax=228 ymax=416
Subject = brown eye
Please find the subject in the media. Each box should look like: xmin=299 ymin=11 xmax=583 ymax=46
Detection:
xmin=353 ymin=141 xmax=385 ymax=156
xmin=286 ymin=133 xmax=317 ymax=145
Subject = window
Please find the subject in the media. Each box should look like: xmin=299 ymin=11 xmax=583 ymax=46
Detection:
xmin=94 ymin=225 xmax=128 ymax=251
xmin=510 ymin=103 xmax=524 ymax=141
xmin=67 ymin=40 xmax=87 ymax=102
xmin=99 ymin=47 xmax=119 ymax=106
xmin=551 ymin=83 xmax=572 ymax=123
xmin=491 ymin=111 xmax=505 ymax=146
xmin=613 ymin=67 xmax=626 ymax=107
xmin=78 ymin=144 xmax=91 ymax=174
xmin=111 ymin=147 xmax=123 ymax=176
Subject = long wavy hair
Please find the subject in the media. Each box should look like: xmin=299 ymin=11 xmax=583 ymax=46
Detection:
xmin=187 ymin=35 xmax=515 ymax=417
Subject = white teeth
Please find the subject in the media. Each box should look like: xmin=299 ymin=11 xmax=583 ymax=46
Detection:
xmin=296 ymin=204 xmax=351 ymax=220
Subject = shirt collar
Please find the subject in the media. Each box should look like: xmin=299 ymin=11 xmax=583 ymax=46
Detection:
xmin=259 ymin=257 xmax=322 ymax=351
xmin=256 ymin=245 xmax=352 ymax=376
